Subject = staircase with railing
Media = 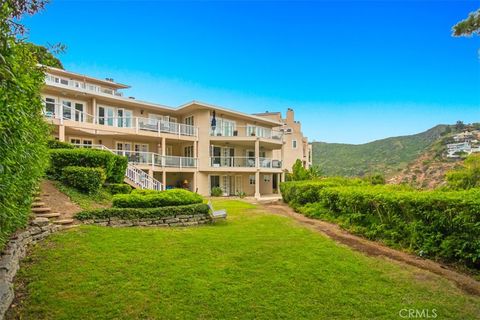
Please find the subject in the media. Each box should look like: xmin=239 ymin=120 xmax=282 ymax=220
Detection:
xmin=73 ymin=144 xmax=163 ymax=191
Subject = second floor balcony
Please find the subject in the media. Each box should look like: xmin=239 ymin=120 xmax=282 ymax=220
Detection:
xmin=114 ymin=150 xmax=198 ymax=169
xmin=210 ymin=124 xmax=283 ymax=140
xmin=209 ymin=156 xmax=282 ymax=169
xmin=43 ymin=104 xmax=198 ymax=137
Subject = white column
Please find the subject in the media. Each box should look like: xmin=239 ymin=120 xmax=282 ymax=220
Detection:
xmin=58 ymin=125 xmax=65 ymax=142
xmin=162 ymin=172 xmax=167 ymax=189
xmin=255 ymin=171 xmax=260 ymax=199
xmin=255 ymin=138 xmax=260 ymax=169
xmin=92 ymin=97 xmax=96 ymax=123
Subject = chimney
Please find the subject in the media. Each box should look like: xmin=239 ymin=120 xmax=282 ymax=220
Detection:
xmin=286 ymin=108 xmax=294 ymax=123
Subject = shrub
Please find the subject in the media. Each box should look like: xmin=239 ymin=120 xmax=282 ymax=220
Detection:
xmin=211 ymin=187 xmax=223 ymax=197
xmin=107 ymin=183 xmax=132 ymax=195
xmin=76 ymin=203 xmax=209 ymax=220
xmin=47 ymin=139 xmax=74 ymax=149
xmin=62 ymin=166 xmax=106 ymax=194
xmin=113 ymin=189 xmax=203 ymax=208
xmin=0 ymin=22 xmax=50 ymax=248
xmin=282 ymin=180 xmax=480 ymax=268
xmin=109 ymin=155 xmax=128 ymax=183
xmin=48 ymin=149 xmax=125 ymax=181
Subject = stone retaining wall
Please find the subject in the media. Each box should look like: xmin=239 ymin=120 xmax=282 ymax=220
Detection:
xmin=81 ymin=213 xmax=211 ymax=227
xmin=0 ymin=218 xmax=61 ymax=320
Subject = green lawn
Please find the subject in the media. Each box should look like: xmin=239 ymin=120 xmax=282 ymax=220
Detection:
xmin=11 ymin=200 xmax=480 ymax=319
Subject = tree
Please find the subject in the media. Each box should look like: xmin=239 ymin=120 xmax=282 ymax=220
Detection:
xmin=446 ymin=154 xmax=480 ymax=190
xmin=452 ymin=9 xmax=480 ymax=37
xmin=0 ymin=0 xmax=51 ymax=248
xmin=307 ymin=165 xmax=322 ymax=179
xmin=455 ymin=120 xmax=465 ymax=131
xmin=24 ymin=43 xmax=64 ymax=69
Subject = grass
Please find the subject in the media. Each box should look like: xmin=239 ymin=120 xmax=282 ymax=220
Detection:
xmin=10 ymin=199 xmax=480 ymax=319
xmin=53 ymin=180 xmax=113 ymax=210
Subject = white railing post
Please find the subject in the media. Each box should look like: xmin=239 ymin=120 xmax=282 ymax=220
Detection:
xmin=135 ymin=117 xmax=139 ymax=133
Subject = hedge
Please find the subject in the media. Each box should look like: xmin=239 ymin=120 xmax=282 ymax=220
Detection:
xmin=47 ymin=139 xmax=74 ymax=149
xmin=76 ymin=203 xmax=209 ymax=220
xmin=62 ymin=166 xmax=106 ymax=194
xmin=281 ymin=180 xmax=480 ymax=269
xmin=113 ymin=189 xmax=203 ymax=208
xmin=48 ymin=148 xmax=127 ymax=182
xmin=0 ymin=38 xmax=50 ymax=249
xmin=107 ymin=183 xmax=132 ymax=195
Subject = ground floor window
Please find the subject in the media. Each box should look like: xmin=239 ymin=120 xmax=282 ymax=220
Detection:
xmin=249 ymin=175 xmax=256 ymax=185
xmin=263 ymin=174 xmax=271 ymax=182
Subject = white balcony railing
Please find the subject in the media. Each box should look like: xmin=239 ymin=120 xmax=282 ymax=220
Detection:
xmin=112 ymin=150 xmax=197 ymax=168
xmin=259 ymin=157 xmax=282 ymax=168
xmin=210 ymin=125 xmax=283 ymax=140
xmin=209 ymin=157 xmax=256 ymax=168
xmin=45 ymin=74 xmax=124 ymax=97
xmin=43 ymin=103 xmax=198 ymax=137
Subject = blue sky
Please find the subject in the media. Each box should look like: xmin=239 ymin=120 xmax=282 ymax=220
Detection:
xmin=23 ymin=0 xmax=480 ymax=144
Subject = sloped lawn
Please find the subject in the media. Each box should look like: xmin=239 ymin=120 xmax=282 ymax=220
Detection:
xmin=10 ymin=200 xmax=480 ymax=319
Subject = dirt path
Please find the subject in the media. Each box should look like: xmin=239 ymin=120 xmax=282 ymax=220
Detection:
xmin=40 ymin=180 xmax=82 ymax=220
xmin=258 ymin=200 xmax=480 ymax=296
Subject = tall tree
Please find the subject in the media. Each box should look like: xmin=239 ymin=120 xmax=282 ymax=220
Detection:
xmin=452 ymin=9 xmax=480 ymax=37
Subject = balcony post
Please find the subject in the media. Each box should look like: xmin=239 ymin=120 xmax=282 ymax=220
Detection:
xmin=151 ymin=153 xmax=155 ymax=170
xmin=255 ymin=171 xmax=260 ymax=199
xmin=58 ymin=125 xmax=65 ymax=142
xmin=135 ymin=117 xmax=139 ymax=133
xmin=92 ymin=97 xmax=96 ymax=124
xmin=161 ymin=137 xmax=166 ymax=167
xmin=255 ymin=138 xmax=260 ymax=169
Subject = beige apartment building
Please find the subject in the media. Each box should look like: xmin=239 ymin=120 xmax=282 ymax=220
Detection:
xmin=41 ymin=67 xmax=311 ymax=199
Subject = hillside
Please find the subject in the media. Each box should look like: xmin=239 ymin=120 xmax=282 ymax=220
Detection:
xmin=312 ymin=125 xmax=449 ymax=177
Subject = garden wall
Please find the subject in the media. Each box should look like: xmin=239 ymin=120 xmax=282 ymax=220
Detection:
xmin=81 ymin=213 xmax=211 ymax=227
xmin=0 ymin=218 xmax=61 ymax=319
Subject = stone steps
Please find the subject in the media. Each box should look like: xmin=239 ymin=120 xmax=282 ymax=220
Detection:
xmin=32 ymin=202 xmax=46 ymax=208
xmin=32 ymin=207 xmax=51 ymax=213
xmin=35 ymin=212 xmax=61 ymax=219
xmin=53 ymin=219 xmax=74 ymax=225
xmin=61 ymin=224 xmax=80 ymax=230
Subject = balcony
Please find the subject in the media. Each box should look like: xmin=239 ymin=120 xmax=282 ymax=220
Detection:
xmin=210 ymin=157 xmax=256 ymax=168
xmin=209 ymin=157 xmax=282 ymax=169
xmin=113 ymin=150 xmax=197 ymax=168
xmin=210 ymin=125 xmax=283 ymax=140
xmin=43 ymin=104 xmax=198 ymax=137
xmin=45 ymin=74 xmax=124 ymax=97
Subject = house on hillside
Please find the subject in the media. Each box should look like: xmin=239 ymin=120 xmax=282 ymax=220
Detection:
xmin=41 ymin=66 xmax=310 ymax=199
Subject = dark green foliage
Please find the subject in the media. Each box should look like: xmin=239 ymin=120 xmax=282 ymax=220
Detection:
xmin=210 ymin=187 xmax=223 ymax=197
xmin=452 ymin=9 xmax=480 ymax=37
xmin=61 ymin=166 xmax=106 ymax=194
xmin=281 ymin=180 xmax=480 ymax=268
xmin=76 ymin=203 xmax=209 ymax=220
xmin=364 ymin=174 xmax=386 ymax=185
xmin=0 ymin=0 xmax=50 ymax=249
xmin=47 ymin=139 xmax=74 ymax=149
xmin=113 ymin=189 xmax=204 ymax=208
xmin=24 ymin=43 xmax=64 ymax=69
xmin=48 ymin=149 xmax=125 ymax=181
xmin=312 ymin=125 xmax=448 ymax=177
xmin=446 ymin=154 xmax=480 ymax=190
xmin=107 ymin=183 xmax=132 ymax=195
xmin=108 ymin=155 xmax=128 ymax=183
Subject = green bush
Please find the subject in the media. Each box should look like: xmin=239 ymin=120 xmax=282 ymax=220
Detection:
xmin=47 ymin=139 xmax=74 ymax=149
xmin=61 ymin=166 xmax=106 ymax=194
xmin=281 ymin=180 xmax=480 ymax=269
xmin=0 ymin=31 xmax=50 ymax=247
xmin=48 ymin=149 xmax=125 ymax=181
xmin=76 ymin=203 xmax=209 ymax=220
xmin=446 ymin=154 xmax=480 ymax=190
xmin=211 ymin=187 xmax=223 ymax=197
xmin=112 ymin=189 xmax=203 ymax=208
xmin=109 ymin=155 xmax=128 ymax=183
xmin=107 ymin=183 xmax=132 ymax=195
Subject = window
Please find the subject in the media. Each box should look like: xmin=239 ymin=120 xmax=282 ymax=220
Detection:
xmin=292 ymin=139 xmax=298 ymax=149
xmin=184 ymin=116 xmax=194 ymax=126
xmin=62 ymin=100 xmax=72 ymax=120
xmin=210 ymin=175 xmax=220 ymax=189
xmin=74 ymin=103 xmax=84 ymax=122
xmin=82 ymin=140 xmax=93 ymax=148
xmin=70 ymin=138 xmax=81 ymax=145
xmin=249 ymin=175 xmax=256 ymax=185
xmin=184 ymin=146 xmax=194 ymax=158
xmin=44 ymin=97 xmax=55 ymax=117
xmin=263 ymin=174 xmax=271 ymax=182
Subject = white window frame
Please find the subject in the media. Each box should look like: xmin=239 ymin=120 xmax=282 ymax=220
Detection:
xmin=249 ymin=175 xmax=256 ymax=185
xmin=43 ymin=95 xmax=57 ymax=117
xmin=263 ymin=174 xmax=271 ymax=183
